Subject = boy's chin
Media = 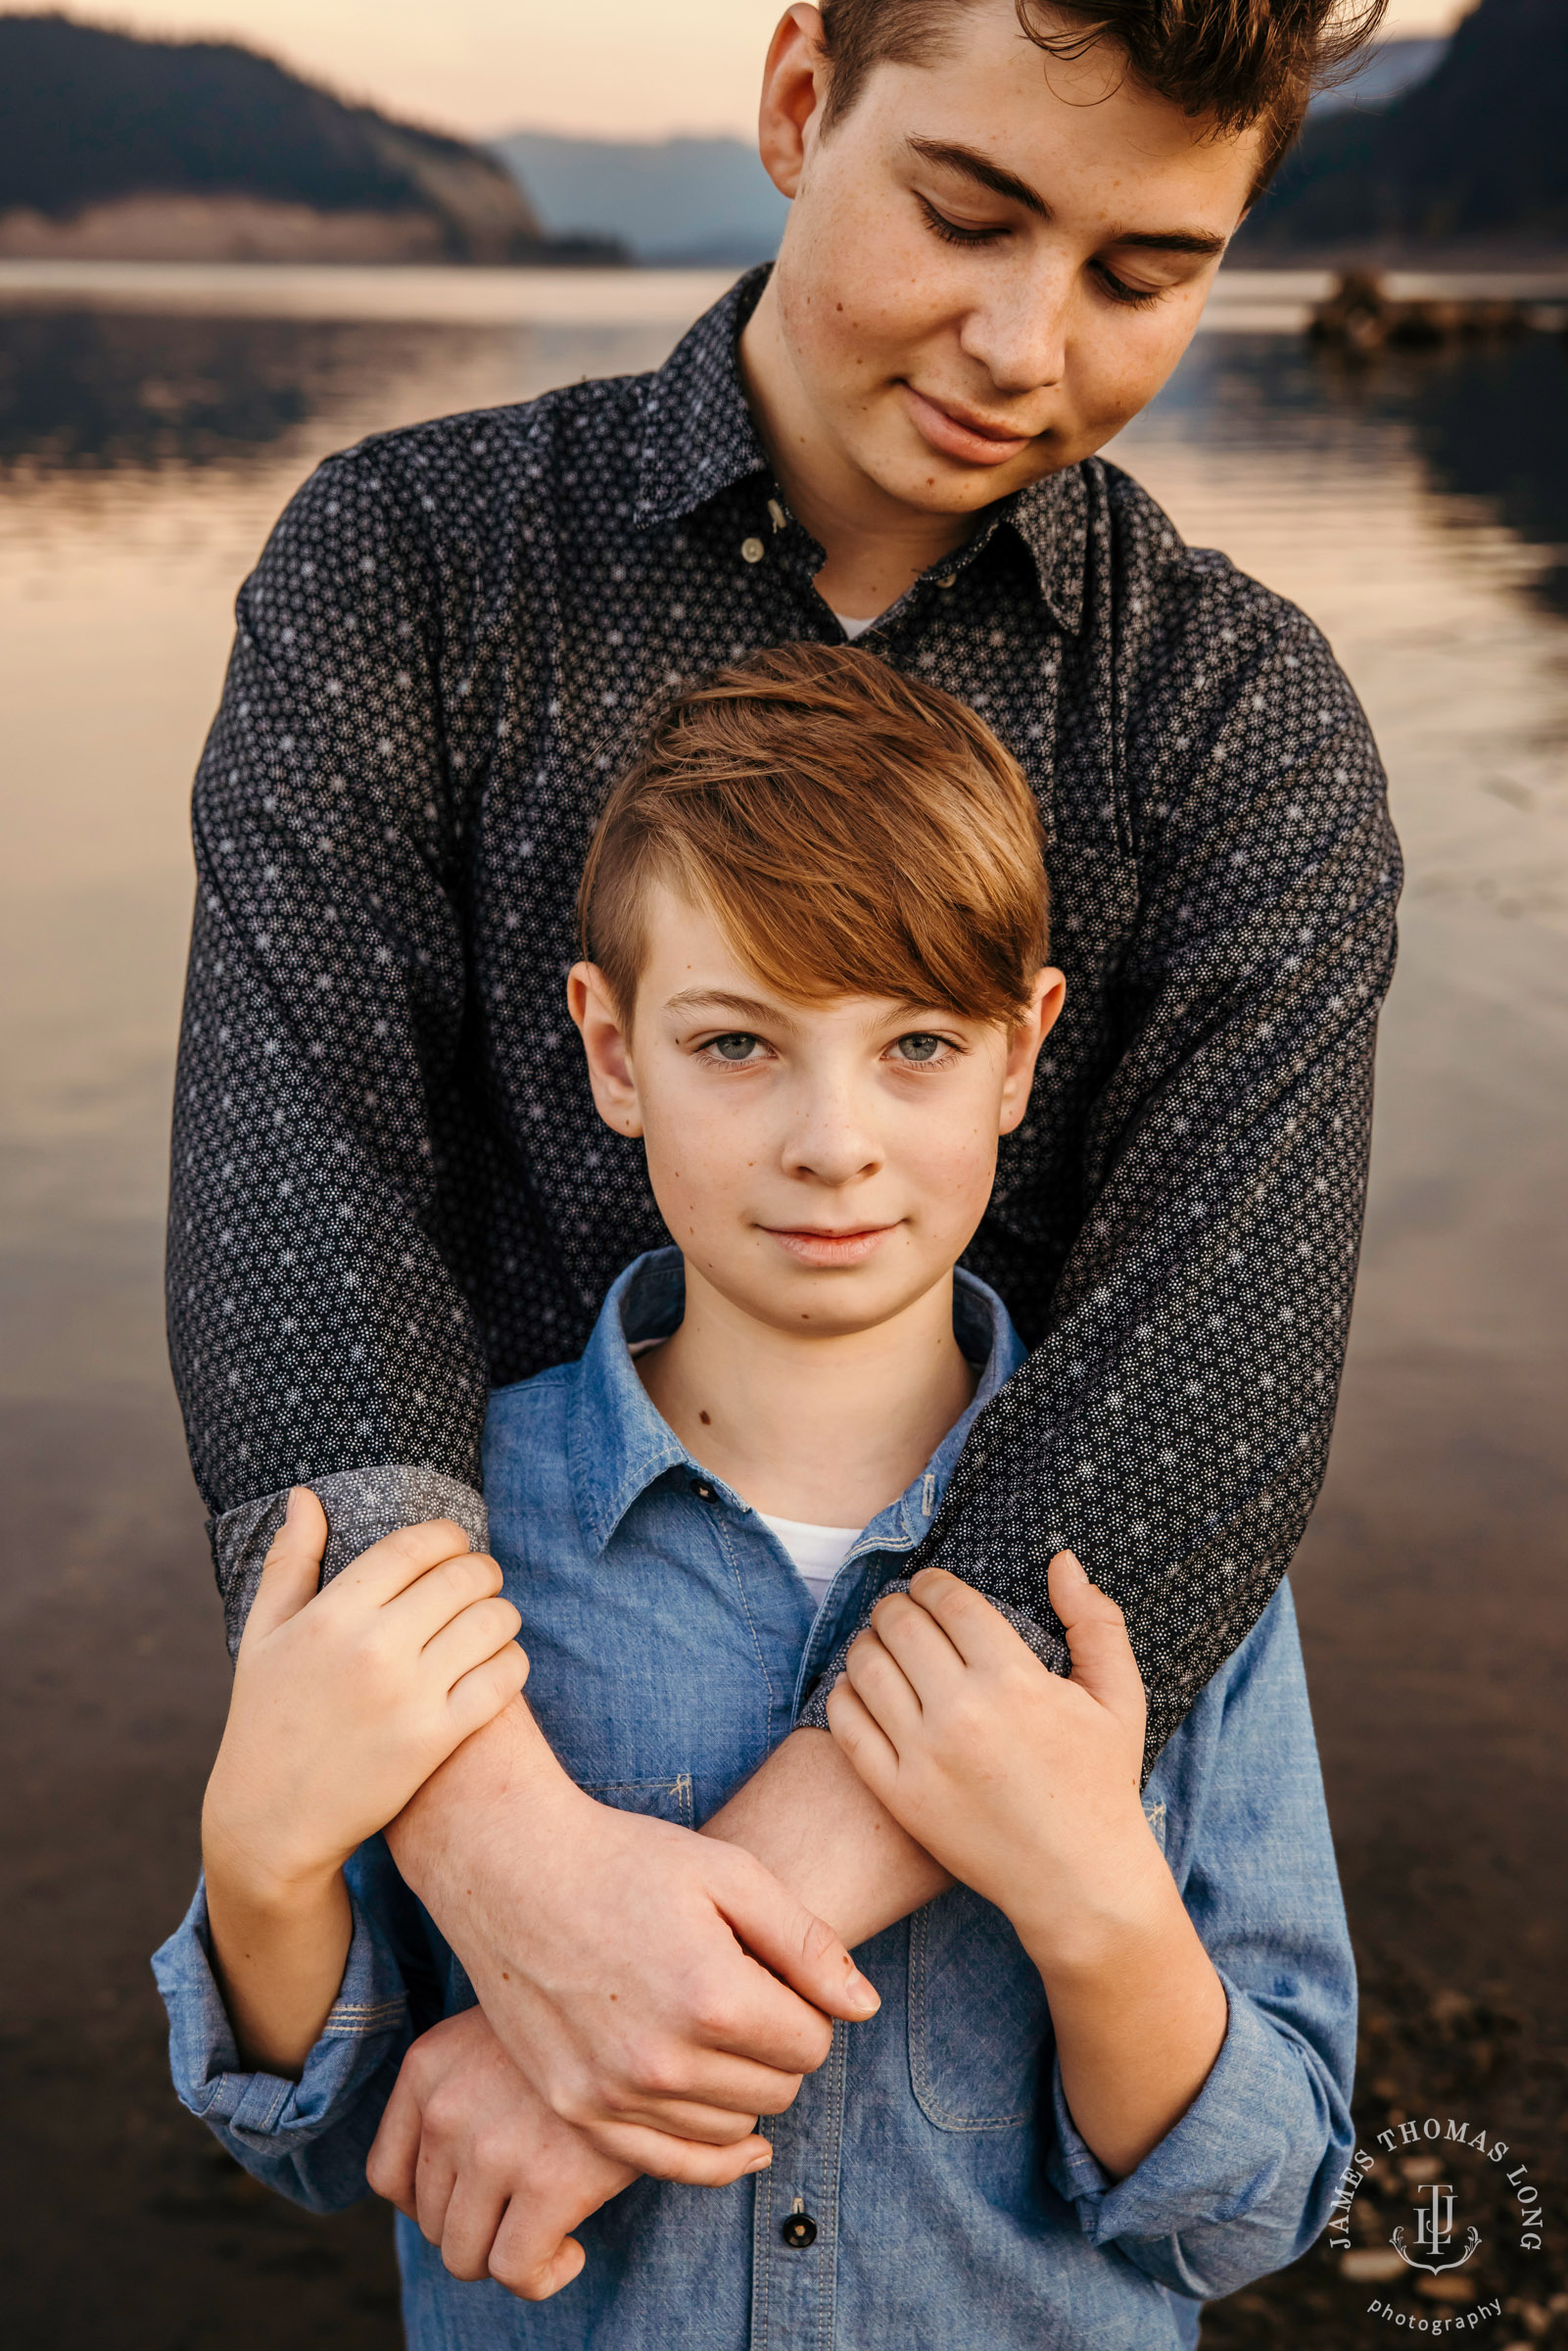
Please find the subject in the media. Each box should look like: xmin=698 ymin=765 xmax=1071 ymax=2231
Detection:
xmin=850 ymin=418 xmax=1062 ymax=519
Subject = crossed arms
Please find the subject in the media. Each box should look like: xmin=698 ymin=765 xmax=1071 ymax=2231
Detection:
xmin=203 ymin=1498 xmax=1227 ymax=2296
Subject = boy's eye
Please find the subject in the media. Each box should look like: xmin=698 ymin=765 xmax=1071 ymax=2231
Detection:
xmin=891 ymin=1033 xmax=946 ymax=1064
xmin=918 ymin=195 xmax=1007 ymax=249
xmin=707 ymin=1032 xmax=763 ymax=1062
xmin=1092 ymin=260 xmax=1164 ymax=310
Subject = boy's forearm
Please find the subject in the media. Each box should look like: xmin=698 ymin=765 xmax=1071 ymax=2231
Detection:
xmin=386 ymin=1694 xmax=575 ymax=1923
xmin=202 ymin=1834 xmax=354 ymax=2079
xmin=701 ymin=1728 xmax=951 ymax=1947
xmin=1016 ymin=1860 xmax=1228 ymax=2181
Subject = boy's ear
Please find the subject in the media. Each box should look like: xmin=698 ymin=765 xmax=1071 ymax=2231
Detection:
xmin=566 ymin=962 xmax=644 ymax=1138
xmin=757 ymin=4 xmax=829 ymax=201
xmin=997 ymin=967 xmax=1066 ymax=1135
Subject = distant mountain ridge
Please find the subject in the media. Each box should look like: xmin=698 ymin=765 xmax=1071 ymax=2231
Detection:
xmin=0 ymin=14 xmax=613 ymax=264
xmin=1307 ymin=34 xmax=1449 ymax=114
xmin=491 ymin=130 xmax=789 ymax=266
xmin=1247 ymin=0 xmax=1568 ymax=252
xmin=491 ymin=36 xmax=1453 ymax=268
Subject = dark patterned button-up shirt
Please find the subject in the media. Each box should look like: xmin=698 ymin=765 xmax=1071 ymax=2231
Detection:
xmin=169 ymin=267 xmax=1400 ymax=1763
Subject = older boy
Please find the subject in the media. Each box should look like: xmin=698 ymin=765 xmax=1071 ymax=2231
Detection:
xmin=168 ymin=0 xmax=1395 ymax=2179
xmin=157 ymin=650 xmax=1354 ymax=2344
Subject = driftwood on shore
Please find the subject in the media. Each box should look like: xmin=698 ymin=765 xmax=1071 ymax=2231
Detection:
xmin=1307 ymin=271 xmax=1552 ymax=353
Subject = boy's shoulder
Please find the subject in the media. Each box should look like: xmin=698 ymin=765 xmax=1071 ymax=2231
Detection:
xmin=271 ymin=366 xmax=656 ymax=565
xmin=1148 ymin=1577 xmax=1316 ymax=1808
xmin=486 ymin=1356 xmax=577 ymax=1433
xmin=1095 ymin=453 xmax=1333 ymax=670
xmin=480 ymin=1358 xmax=590 ymax=1569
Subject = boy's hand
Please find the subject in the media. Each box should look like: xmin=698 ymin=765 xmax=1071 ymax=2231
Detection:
xmin=388 ymin=1704 xmax=880 ymax=2180
xmin=829 ymin=1554 xmax=1228 ymax=2179
xmin=367 ymin=2006 xmax=652 ymax=2301
xmin=826 ymin=1554 xmax=1158 ymax=1952
xmin=204 ymin=1488 xmax=530 ymax=1897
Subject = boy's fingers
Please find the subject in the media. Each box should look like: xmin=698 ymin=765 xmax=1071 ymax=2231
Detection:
xmin=421 ymin=1594 xmax=524 ymax=1691
xmin=390 ymin=1548 xmax=506 ymax=1649
xmin=438 ymin=2177 xmax=511 ymax=2282
xmin=444 ymin=1640 xmax=531 ymax=1743
xmin=841 ymin=1625 xmax=926 ymax=1742
xmin=589 ymin=2122 xmax=773 ymax=2186
xmin=332 ymin=1517 xmax=480 ymax=1610
xmin=491 ymin=2221 xmax=588 ymax=2304
xmin=242 ymin=1486 xmax=328 ymax=1647
xmin=825 ymin=1675 xmax=901 ymax=1796
xmin=1048 ymin=1552 xmax=1147 ymax=1730
xmin=413 ymin=2134 xmax=459 ymax=2249
xmin=906 ymin=1567 xmax=1019 ymax=1667
xmin=364 ymin=2069 xmax=421 ymax=2214
xmin=712 ymin=1863 xmax=879 ymax=2027
xmin=862 ymin=1591 xmax=969 ymax=1703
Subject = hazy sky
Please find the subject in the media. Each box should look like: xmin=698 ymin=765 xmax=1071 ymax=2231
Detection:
xmin=13 ymin=0 xmax=1467 ymax=139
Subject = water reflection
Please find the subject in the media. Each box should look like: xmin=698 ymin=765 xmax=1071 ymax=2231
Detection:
xmin=1405 ymin=334 xmax=1568 ymax=614
xmin=1124 ymin=323 xmax=1568 ymax=615
xmin=0 ymin=304 xmax=693 ymax=483
xmin=0 ymin=310 xmax=320 ymax=466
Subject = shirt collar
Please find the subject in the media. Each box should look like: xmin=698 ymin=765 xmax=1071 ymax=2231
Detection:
xmin=632 ymin=265 xmax=1086 ymax=637
xmin=632 ymin=266 xmax=774 ymax=535
xmin=567 ymin=1246 xmax=1025 ymax=1558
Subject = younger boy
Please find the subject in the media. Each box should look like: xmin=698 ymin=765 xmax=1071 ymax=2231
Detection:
xmin=157 ymin=648 xmax=1354 ymax=2346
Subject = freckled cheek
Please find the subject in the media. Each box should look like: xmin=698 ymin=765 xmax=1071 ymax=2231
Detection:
xmin=1054 ymin=335 xmax=1164 ymax=458
xmin=904 ymin=1130 xmax=1000 ymax=1232
xmin=799 ymin=221 xmax=941 ymax=379
xmin=641 ymin=1111 xmax=732 ymax=1227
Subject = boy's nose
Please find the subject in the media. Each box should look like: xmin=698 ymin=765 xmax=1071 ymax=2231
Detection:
xmin=961 ymin=267 xmax=1070 ymax=398
xmin=779 ymin=1100 xmax=882 ymax=1186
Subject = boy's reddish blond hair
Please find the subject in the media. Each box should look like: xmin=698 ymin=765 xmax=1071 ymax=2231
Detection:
xmin=578 ymin=644 xmax=1050 ymax=1025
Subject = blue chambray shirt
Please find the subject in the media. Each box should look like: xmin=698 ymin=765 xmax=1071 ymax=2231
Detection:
xmin=154 ymin=1250 xmax=1356 ymax=2349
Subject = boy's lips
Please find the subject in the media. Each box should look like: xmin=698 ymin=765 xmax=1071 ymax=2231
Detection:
xmin=901 ymin=384 xmax=1037 ymax=467
xmin=762 ymin=1224 xmax=898 ymax=1268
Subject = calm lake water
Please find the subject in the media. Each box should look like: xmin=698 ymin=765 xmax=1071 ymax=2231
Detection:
xmin=2 ymin=266 xmax=1565 ymax=2347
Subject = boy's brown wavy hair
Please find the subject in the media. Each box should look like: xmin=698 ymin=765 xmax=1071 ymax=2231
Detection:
xmin=578 ymin=644 xmax=1050 ymax=1028
xmin=819 ymin=0 xmax=1388 ymax=191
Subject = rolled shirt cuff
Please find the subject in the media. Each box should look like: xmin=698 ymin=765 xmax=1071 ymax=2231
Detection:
xmin=1046 ymin=1970 xmax=1322 ymax=2255
xmin=151 ymin=1874 xmax=411 ymax=2154
xmin=211 ymin=1465 xmax=490 ymax=1655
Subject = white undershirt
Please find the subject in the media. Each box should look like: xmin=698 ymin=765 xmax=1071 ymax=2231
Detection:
xmin=758 ymin=1512 xmax=862 ymax=1611
xmin=831 ymin=609 xmax=880 ymax=643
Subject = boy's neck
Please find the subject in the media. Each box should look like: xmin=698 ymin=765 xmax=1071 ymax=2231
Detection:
xmin=739 ymin=281 xmax=974 ymax=620
xmin=637 ymin=1261 xmax=978 ymax=1529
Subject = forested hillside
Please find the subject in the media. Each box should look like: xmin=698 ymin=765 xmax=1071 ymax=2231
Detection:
xmin=0 ymin=14 xmax=594 ymax=264
xmin=1248 ymin=0 xmax=1568 ymax=252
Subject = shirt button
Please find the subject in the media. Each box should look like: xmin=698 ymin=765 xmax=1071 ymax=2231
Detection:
xmin=740 ymin=536 xmax=765 ymax=564
xmin=691 ymin=1479 xmax=714 ymax=1502
xmin=781 ymin=2207 xmax=818 ymax=2249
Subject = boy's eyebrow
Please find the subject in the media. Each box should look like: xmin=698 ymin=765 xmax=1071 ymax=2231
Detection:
xmin=909 ymin=136 xmax=1050 ymax=218
xmin=663 ymin=987 xmax=798 ymax=1025
xmin=907 ymin=135 xmax=1227 ymax=257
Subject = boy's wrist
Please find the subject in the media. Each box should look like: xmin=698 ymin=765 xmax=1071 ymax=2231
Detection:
xmin=1006 ymin=1828 xmax=1179 ymax=1983
xmin=390 ymin=1698 xmax=584 ymax=1880
xmin=201 ymin=1800 xmax=348 ymax=1920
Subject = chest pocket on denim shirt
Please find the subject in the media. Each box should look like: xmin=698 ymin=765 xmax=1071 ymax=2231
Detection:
xmin=908 ymin=1885 xmax=1053 ymax=2131
xmin=580 ymin=1775 xmax=694 ymax=1826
